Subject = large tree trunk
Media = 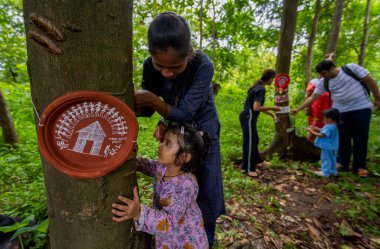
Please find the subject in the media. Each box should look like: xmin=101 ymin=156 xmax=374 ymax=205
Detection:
xmin=359 ymin=0 xmax=371 ymax=66
xmin=305 ymin=0 xmax=321 ymax=87
xmin=23 ymin=1 xmax=150 ymax=248
xmin=265 ymin=0 xmax=319 ymax=162
xmin=325 ymin=0 xmax=345 ymax=55
xmin=0 ymin=89 xmax=19 ymax=146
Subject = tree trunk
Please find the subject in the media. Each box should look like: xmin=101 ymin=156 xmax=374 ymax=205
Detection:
xmin=359 ymin=0 xmax=371 ymax=66
xmin=23 ymin=1 xmax=150 ymax=248
xmin=325 ymin=0 xmax=345 ymax=55
xmin=265 ymin=0 xmax=319 ymax=162
xmin=0 ymin=89 xmax=19 ymax=146
xmin=305 ymin=0 xmax=321 ymax=87
xmin=199 ymin=0 xmax=204 ymax=49
xmin=211 ymin=0 xmax=217 ymax=64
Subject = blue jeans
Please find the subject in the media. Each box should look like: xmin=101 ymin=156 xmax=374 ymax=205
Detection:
xmin=321 ymin=149 xmax=337 ymax=176
xmin=338 ymin=108 xmax=371 ymax=172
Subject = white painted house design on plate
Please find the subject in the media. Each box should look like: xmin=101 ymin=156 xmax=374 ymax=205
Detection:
xmin=72 ymin=121 xmax=106 ymax=155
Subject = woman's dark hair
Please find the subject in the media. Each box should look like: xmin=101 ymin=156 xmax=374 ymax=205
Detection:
xmin=315 ymin=60 xmax=336 ymax=73
xmin=322 ymin=108 xmax=340 ymax=123
xmin=148 ymin=12 xmax=193 ymax=58
xmin=164 ymin=123 xmax=211 ymax=173
xmin=251 ymin=69 xmax=276 ymax=88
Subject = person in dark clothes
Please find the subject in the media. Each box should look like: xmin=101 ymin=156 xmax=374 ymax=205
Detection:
xmin=134 ymin=11 xmax=225 ymax=247
xmin=0 ymin=215 xmax=23 ymax=249
xmin=239 ymin=69 xmax=280 ymax=177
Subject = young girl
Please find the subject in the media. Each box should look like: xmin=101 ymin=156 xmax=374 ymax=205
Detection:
xmin=307 ymin=108 xmax=340 ymax=177
xmin=112 ymin=123 xmax=210 ymax=249
xmin=134 ymin=12 xmax=225 ymax=247
xmin=239 ymin=69 xmax=280 ymax=177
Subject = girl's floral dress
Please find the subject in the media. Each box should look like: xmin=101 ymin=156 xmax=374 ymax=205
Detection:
xmin=135 ymin=157 xmax=208 ymax=249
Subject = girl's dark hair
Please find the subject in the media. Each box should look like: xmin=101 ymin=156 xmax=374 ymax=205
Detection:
xmin=252 ymin=69 xmax=276 ymax=88
xmin=148 ymin=12 xmax=193 ymax=58
xmin=315 ymin=60 xmax=336 ymax=73
xmin=322 ymin=108 xmax=340 ymax=123
xmin=164 ymin=123 xmax=211 ymax=173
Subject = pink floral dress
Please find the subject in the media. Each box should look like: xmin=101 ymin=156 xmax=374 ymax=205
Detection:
xmin=135 ymin=157 xmax=208 ymax=249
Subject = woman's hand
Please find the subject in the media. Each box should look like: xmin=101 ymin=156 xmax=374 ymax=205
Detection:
xmin=134 ymin=90 xmax=158 ymax=108
xmin=273 ymin=106 xmax=281 ymax=112
xmin=134 ymin=90 xmax=169 ymax=117
xmin=112 ymin=186 xmax=141 ymax=222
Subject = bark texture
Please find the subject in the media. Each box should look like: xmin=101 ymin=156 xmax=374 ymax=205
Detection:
xmin=265 ymin=0 xmax=319 ymax=162
xmin=305 ymin=0 xmax=321 ymax=87
xmin=0 ymin=90 xmax=19 ymax=146
xmin=23 ymin=1 xmax=150 ymax=248
xmin=325 ymin=0 xmax=345 ymax=55
xmin=359 ymin=0 xmax=371 ymax=66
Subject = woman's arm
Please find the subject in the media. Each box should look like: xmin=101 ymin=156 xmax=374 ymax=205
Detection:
xmin=253 ymin=101 xmax=281 ymax=112
xmin=166 ymin=60 xmax=214 ymax=123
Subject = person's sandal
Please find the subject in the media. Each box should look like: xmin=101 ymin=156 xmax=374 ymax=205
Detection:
xmin=357 ymin=168 xmax=369 ymax=178
xmin=257 ymin=161 xmax=271 ymax=167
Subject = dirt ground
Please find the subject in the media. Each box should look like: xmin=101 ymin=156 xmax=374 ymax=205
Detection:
xmin=215 ymin=165 xmax=380 ymax=249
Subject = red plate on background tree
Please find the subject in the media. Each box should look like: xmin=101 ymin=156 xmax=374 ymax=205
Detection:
xmin=275 ymin=74 xmax=290 ymax=90
xmin=38 ymin=91 xmax=138 ymax=178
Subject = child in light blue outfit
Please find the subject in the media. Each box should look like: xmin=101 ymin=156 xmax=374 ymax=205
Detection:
xmin=307 ymin=108 xmax=340 ymax=177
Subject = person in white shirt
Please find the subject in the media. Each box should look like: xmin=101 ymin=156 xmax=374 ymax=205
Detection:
xmin=292 ymin=60 xmax=380 ymax=177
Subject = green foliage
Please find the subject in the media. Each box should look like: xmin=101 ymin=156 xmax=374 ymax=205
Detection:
xmin=1 ymin=0 xmax=380 ymax=247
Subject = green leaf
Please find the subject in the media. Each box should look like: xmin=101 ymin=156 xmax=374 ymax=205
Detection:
xmin=286 ymin=127 xmax=295 ymax=133
xmin=0 ymin=215 xmax=34 ymax=233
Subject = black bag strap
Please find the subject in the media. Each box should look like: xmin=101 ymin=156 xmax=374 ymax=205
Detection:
xmin=341 ymin=65 xmax=370 ymax=96
xmin=323 ymin=77 xmax=332 ymax=107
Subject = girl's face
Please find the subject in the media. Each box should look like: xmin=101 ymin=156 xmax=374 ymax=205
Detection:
xmin=151 ymin=47 xmax=188 ymax=80
xmin=158 ymin=132 xmax=180 ymax=167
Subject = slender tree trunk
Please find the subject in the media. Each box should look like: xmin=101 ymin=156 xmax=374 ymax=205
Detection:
xmin=23 ymin=1 xmax=150 ymax=248
xmin=359 ymin=0 xmax=371 ymax=66
xmin=305 ymin=0 xmax=321 ymax=87
xmin=199 ymin=0 xmax=204 ymax=49
xmin=211 ymin=0 xmax=217 ymax=64
xmin=265 ymin=0 xmax=319 ymax=162
xmin=0 ymin=90 xmax=19 ymax=146
xmin=325 ymin=0 xmax=345 ymax=55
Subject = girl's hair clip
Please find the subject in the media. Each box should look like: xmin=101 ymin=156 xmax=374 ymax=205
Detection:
xmin=180 ymin=126 xmax=185 ymax=134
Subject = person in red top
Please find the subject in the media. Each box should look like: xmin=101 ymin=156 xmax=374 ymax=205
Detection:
xmin=305 ymin=78 xmax=332 ymax=141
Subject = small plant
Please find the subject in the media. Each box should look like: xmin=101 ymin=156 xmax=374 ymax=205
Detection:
xmin=0 ymin=215 xmax=48 ymax=249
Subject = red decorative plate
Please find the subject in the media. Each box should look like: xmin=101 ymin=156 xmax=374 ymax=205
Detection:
xmin=275 ymin=74 xmax=290 ymax=90
xmin=38 ymin=91 xmax=138 ymax=178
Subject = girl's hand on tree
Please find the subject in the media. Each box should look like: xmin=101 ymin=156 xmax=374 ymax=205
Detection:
xmin=112 ymin=186 xmax=141 ymax=222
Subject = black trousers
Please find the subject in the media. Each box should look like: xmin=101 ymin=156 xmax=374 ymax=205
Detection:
xmin=338 ymin=108 xmax=371 ymax=172
xmin=239 ymin=109 xmax=262 ymax=172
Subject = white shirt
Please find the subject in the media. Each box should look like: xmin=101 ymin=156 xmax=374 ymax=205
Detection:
xmin=314 ymin=63 xmax=372 ymax=113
